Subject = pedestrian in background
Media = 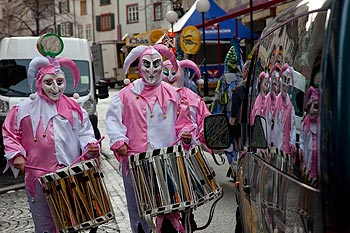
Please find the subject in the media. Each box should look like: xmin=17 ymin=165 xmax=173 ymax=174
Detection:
xmin=106 ymin=44 xmax=194 ymax=233
xmin=211 ymin=45 xmax=243 ymax=180
xmin=2 ymin=54 xmax=100 ymax=232
xmin=227 ymin=60 xmax=251 ymax=179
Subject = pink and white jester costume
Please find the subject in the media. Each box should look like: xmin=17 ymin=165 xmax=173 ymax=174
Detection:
xmin=2 ymin=56 xmax=99 ymax=232
xmin=162 ymin=59 xmax=210 ymax=148
xmin=250 ymin=71 xmax=269 ymax=125
xmin=106 ymin=44 xmax=192 ymax=233
xmin=300 ymin=86 xmax=320 ymax=186
xmin=274 ymin=63 xmax=296 ymax=154
xmin=265 ymin=65 xmax=280 ymax=146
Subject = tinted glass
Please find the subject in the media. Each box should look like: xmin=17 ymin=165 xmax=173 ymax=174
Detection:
xmin=0 ymin=59 xmax=90 ymax=97
xmin=249 ymin=11 xmax=328 ymax=187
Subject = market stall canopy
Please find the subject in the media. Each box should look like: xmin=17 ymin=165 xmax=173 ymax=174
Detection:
xmin=172 ymin=0 xmax=259 ymax=40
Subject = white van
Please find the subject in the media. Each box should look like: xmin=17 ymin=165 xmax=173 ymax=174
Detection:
xmin=0 ymin=36 xmax=109 ymax=156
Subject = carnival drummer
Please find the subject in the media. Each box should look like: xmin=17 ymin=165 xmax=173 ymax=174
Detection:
xmin=106 ymin=44 xmax=194 ymax=233
xmin=2 ymin=36 xmax=99 ymax=233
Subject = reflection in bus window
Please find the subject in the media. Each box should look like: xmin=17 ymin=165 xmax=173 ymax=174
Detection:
xmin=249 ymin=11 xmax=327 ymax=184
xmin=274 ymin=63 xmax=296 ymax=155
xmin=265 ymin=65 xmax=280 ymax=147
xmin=300 ymin=86 xmax=320 ymax=188
xmin=250 ymin=71 xmax=269 ymax=125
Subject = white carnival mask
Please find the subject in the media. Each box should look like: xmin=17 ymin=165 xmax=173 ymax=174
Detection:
xmin=41 ymin=73 xmax=66 ymax=101
xmin=140 ymin=54 xmax=163 ymax=86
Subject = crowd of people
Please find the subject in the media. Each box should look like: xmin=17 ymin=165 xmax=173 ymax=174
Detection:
xmin=1 ymin=36 xmax=227 ymax=233
xmin=1 ymin=31 xmax=320 ymax=233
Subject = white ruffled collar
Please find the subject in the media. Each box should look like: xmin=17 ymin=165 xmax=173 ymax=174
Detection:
xmin=17 ymin=97 xmax=57 ymax=137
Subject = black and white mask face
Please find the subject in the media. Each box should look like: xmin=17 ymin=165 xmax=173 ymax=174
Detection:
xmin=140 ymin=54 xmax=162 ymax=86
xmin=281 ymin=73 xmax=292 ymax=97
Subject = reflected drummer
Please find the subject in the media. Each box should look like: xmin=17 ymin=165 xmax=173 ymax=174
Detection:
xmin=2 ymin=36 xmax=99 ymax=233
xmin=106 ymin=44 xmax=194 ymax=233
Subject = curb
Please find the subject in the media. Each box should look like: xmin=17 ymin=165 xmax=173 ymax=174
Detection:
xmin=0 ymin=182 xmax=25 ymax=194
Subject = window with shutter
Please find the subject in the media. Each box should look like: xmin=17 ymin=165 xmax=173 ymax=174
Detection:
xmin=111 ymin=13 xmax=115 ymax=29
xmin=97 ymin=13 xmax=114 ymax=31
xmin=96 ymin=16 xmax=101 ymax=31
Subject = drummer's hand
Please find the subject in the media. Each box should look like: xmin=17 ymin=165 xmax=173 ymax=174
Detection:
xmin=13 ymin=155 xmax=25 ymax=173
xmin=116 ymin=144 xmax=128 ymax=156
xmin=87 ymin=143 xmax=100 ymax=158
xmin=181 ymin=131 xmax=192 ymax=145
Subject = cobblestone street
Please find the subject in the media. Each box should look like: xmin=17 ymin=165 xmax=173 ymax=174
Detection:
xmin=0 ymin=88 xmax=236 ymax=233
xmin=0 ymin=154 xmax=129 ymax=233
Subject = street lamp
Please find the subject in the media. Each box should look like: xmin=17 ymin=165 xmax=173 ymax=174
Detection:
xmin=196 ymin=0 xmax=210 ymax=96
xmin=166 ymin=10 xmax=178 ymax=33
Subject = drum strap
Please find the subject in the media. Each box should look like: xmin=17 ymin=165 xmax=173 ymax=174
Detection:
xmin=145 ymin=215 xmax=157 ymax=233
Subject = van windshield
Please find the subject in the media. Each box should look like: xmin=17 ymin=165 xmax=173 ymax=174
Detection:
xmin=0 ymin=59 xmax=90 ymax=97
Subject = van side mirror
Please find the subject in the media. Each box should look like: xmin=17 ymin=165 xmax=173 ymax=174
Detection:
xmin=95 ymin=80 xmax=109 ymax=99
xmin=204 ymin=114 xmax=231 ymax=149
xmin=251 ymin=115 xmax=268 ymax=149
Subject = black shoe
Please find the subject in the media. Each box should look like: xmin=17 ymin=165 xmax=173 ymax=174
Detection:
xmin=89 ymin=227 xmax=98 ymax=233
xmin=180 ymin=211 xmax=197 ymax=231
xmin=138 ymin=222 xmax=146 ymax=233
xmin=189 ymin=211 xmax=197 ymax=230
xmin=161 ymin=216 xmax=179 ymax=233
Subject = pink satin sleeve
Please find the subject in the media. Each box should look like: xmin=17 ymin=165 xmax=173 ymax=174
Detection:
xmin=2 ymin=106 xmax=26 ymax=160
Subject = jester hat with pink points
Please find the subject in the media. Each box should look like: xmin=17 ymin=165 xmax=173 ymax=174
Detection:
xmin=27 ymin=56 xmax=80 ymax=102
xmin=123 ymin=44 xmax=179 ymax=86
xmin=162 ymin=59 xmax=202 ymax=88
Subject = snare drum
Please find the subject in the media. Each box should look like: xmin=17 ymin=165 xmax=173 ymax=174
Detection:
xmin=187 ymin=145 xmax=222 ymax=207
xmin=40 ymin=159 xmax=115 ymax=232
xmin=129 ymin=145 xmax=195 ymax=218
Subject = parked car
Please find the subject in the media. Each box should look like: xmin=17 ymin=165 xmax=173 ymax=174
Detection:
xmin=204 ymin=0 xmax=350 ymax=232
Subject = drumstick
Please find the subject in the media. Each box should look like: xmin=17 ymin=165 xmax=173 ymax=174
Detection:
xmin=70 ymin=136 xmax=105 ymax=165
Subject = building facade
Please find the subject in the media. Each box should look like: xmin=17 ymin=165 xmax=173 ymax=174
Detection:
xmin=0 ymin=0 xmax=294 ymax=46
